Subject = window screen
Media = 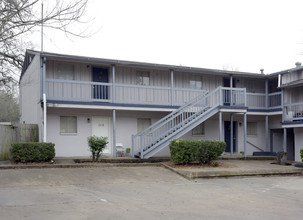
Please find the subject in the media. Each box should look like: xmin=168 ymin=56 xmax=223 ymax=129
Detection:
xmin=192 ymin=122 xmax=205 ymax=135
xmin=137 ymin=118 xmax=151 ymax=133
xmin=55 ymin=63 xmax=75 ymax=80
xmin=247 ymin=122 xmax=257 ymax=135
xmin=60 ymin=116 xmax=77 ymax=134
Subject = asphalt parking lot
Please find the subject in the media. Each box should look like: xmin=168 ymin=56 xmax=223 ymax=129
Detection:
xmin=0 ymin=166 xmax=302 ymax=220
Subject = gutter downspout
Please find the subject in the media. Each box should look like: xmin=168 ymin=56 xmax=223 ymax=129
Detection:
xmin=42 ymin=57 xmax=47 ymax=142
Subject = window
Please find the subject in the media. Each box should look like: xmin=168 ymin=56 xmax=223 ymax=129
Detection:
xmin=60 ymin=116 xmax=77 ymax=134
xmin=192 ymin=122 xmax=205 ymax=135
xmin=136 ymin=71 xmax=150 ymax=85
xmin=247 ymin=122 xmax=257 ymax=135
xmin=55 ymin=63 xmax=75 ymax=80
xmin=137 ymin=118 xmax=151 ymax=132
xmin=189 ymin=75 xmax=202 ymax=89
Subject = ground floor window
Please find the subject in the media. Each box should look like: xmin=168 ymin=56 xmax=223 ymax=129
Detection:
xmin=60 ymin=116 xmax=77 ymax=134
xmin=247 ymin=122 xmax=257 ymax=135
xmin=137 ymin=118 xmax=151 ymax=132
xmin=192 ymin=122 xmax=205 ymax=135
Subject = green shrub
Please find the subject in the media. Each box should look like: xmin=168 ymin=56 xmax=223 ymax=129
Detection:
xmin=169 ymin=139 xmax=226 ymax=165
xmin=170 ymin=140 xmax=195 ymax=165
xmin=10 ymin=142 xmax=55 ymax=162
xmin=88 ymin=136 xmax=108 ymax=161
xmin=300 ymin=148 xmax=303 ymax=162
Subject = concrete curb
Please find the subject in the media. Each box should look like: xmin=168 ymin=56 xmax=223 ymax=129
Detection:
xmin=0 ymin=162 xmax=162 ymax=170
xmin=161 ymin=163 xmax=303 ymax=179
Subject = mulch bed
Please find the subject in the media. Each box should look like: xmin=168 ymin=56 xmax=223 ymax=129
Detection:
xmin=163 ymin=161 xmax=237 ymax=169
xmin=10 ymin=161 xmax=54 ymax=165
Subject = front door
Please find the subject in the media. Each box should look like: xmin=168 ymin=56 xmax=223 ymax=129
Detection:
xmin=92 ymin=117 xmax=111 ymax=154
xmin=92 ymin=67 xmax=109 ymax=100
xmin=224 ymin=121 xmax=237 ymax=152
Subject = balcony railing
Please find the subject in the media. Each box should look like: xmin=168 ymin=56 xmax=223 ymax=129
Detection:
xmin=46 ymin=79 xmax=207 ymax=106
xmin=284 ymin=102 xmax=303 ymax=122
xmin=45 ymin=79 xmax=282 ymax=110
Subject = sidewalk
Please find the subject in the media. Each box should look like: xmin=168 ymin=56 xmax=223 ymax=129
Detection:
xmin=162 ymin=160 xmax=303 ymax=179
xmin=0 ymin=158 xmax=302 ymax=179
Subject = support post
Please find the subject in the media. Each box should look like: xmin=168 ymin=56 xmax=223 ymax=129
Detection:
xmin=230 ymin=113 xmax=233 ymax=156
xmin=219 ymin=111 xmax=222 ymax=141
xmin=281 ymin=89 xmax=285 ymax=122
xmin=230 ymin=75 xmax=233 ymax=105
xmin=113 ymin=109 xmax=116 ymax=158
xmin=244 ymin=112 xmax=247 ymax=157
xmin=265 ymin=115 xmax=269 ymax=151
xmin=112 ymin=65 xmax=115 ymax=103
xmin=283 ymin=128 xmax=287 ymax=152
xmin=42 ymin=57 xmax=46 ymax=142
xmin=131 ymin=135 xmax=135 ymax=158
xmin=265 ymin=79 xmax=269 ymax=109
xmin=43 ymin=93 xmax=47 ymax=142
xmin=170 ymin=69 xmax=174 ymax=106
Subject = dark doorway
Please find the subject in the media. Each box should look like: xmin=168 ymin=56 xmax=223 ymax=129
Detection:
xmin=287 ymin=128 xmax=295 ymax=161
xmin=92 ymin=67 xmax=109 ymax=100
xmin=224 ymin=121 xmax=237 ymax=152
xmin=223 ymin=78 xmax=236 ymax=106
xmin=223 ymin=78 xmax=236 ymax=88
xmin=271 ymin=128 xmax=295 ymax=161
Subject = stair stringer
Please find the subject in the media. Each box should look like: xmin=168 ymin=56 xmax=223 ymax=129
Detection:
xmin=142 ymin=106 xmax=220 ymax=159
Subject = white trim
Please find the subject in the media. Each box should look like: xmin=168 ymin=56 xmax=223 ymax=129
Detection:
xmin=247 ymin=111 xmax=282 ymax=116
xmin=47 ymin=103 xmax=175 ymax=112
xmin=220 ymin=109 xmax=247 ymax=113
xmin=282 ymin=123 xmax=303 ymax=128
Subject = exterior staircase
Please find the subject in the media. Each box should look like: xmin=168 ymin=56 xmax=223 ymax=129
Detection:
xmin=132 ymin=86 xmax=246 ymax=159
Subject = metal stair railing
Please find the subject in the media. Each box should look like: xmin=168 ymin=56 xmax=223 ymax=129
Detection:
xmin=132 ymin=86 xmax=246 ymax=158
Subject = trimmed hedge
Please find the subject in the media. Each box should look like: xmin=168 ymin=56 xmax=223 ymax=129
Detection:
xmin=10 ymin=142 xmax=55 ymax=162
xmin=300 ymin=148 xmax=303 ymax=162
xmin=169 ymin=139 xmax=226 ymax=165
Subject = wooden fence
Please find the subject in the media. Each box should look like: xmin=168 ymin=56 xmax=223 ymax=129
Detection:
xmin=0 ymin=124 xmax=39 ymax=160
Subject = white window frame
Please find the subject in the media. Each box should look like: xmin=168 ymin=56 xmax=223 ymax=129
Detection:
xmin=136 ymin=71 xmax=150 ymax=86
xmin=55 ymin=63 xmax=75 ymax=80
xmin=247 ymin=122 xmax=257 ymax=136
xmin=60 ymin=116 xmax=77 ymax=134
xmin=137 ymin=118 xmax=151 ymax=133
xmin=192 ymin=122 xmax=205 ymax=136
xmin=189 ymin=74 xmax=203 ymax=90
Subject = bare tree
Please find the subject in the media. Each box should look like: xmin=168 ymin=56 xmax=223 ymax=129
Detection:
xmin=0 ymin=0 xmax=90 ymax=91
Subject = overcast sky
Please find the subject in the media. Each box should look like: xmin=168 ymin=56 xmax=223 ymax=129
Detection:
xmin=36 ymin=0 xmax=303 ymax=74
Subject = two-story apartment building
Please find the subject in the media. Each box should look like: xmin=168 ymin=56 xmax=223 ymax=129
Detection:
xmin=19 ymin=50 xmax=303 ymax=161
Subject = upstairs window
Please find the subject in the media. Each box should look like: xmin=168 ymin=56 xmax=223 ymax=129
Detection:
xmin=189 ymin=75 xmax=202 ymax=89
xmin=136 ymin=71 xmax=150 ymax=86
xmin=55 ymin=63 xmax=75 ymax=80
xmin=247 ymin=122 xmax=257 ymax=135
xmin=192 ymin=122 xmax=205 ymax=135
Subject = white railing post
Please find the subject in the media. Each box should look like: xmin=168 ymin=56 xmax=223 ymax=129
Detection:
xmin=281 ymin=89 xmax=285 ymax=122
xmin=140 ymin=136 xmax=144 ymax=159
xmin=170 ymin=69 xmax=174 ymax=106
xmin=244 ymin=88 xmax=247 ymax=106
xmin=112 ymin=65 xmax=115 ymax=103
xmin=219 ymin=86 xmax=222 ymax=106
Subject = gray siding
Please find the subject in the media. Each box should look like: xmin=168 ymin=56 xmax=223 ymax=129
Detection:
xmin=284 ymin=87 xmax=303 ymax=104
xmin=19 ymin=54 xmax=44 ymax=141
xmin=281 ymin=70 xmax=303 ymax=85
xmin=236 ymin=77 xmax=265 ymax=93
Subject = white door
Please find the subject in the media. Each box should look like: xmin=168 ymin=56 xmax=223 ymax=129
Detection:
xmin=273 ymin=132 xmax=283 ymax=152
xmin=92 ymin=117 xmax=111 ymax=154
